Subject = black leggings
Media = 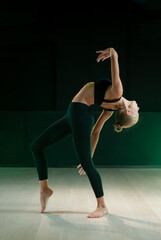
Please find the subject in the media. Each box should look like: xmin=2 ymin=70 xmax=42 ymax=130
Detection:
xmin=30 ymin=102 xmax=104 ymax=198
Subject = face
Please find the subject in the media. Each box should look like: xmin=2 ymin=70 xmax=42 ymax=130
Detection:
xmin=128 ymin=101 xmax=140 ymax=117
xmin=122 ymin=101 xmax=139 ymax=129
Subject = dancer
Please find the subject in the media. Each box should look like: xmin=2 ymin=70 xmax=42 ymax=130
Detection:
xmin=30 ymin=47 xmax=139 ymax=218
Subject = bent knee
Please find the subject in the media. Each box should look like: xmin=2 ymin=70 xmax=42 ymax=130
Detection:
xmin=30 ymin=141 xmax=39 ymax=152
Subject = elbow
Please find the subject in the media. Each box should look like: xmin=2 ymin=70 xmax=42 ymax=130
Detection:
xmin=92 ymin=130 xmax=100 ymax=136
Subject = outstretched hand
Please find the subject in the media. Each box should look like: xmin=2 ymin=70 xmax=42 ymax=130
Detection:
xmin=77 ymin=164 xmax=86 ymax=175
xmin=96 ymin=48 xmax=116 ymax=62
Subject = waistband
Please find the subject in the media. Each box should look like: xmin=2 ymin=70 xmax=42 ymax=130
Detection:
xmin=68 ymin=102 xmax=91 ymax=110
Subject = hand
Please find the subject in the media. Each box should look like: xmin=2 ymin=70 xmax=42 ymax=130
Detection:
xmin=77 ymin=164 xmax=86 ymax=175
xmin=96 ymin=48 xmax=117 ymax=62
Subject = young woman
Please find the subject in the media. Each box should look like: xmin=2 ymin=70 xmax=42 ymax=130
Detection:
xmin=30 ymin=47 xmax=140 ymax=218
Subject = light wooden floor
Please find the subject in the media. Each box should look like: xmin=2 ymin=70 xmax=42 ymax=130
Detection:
xmin=0 ymin=167 xmax=161 ymax=240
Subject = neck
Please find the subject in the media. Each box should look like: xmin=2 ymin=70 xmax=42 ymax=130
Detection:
xmin=116 ymin=97 xmax=131 ymax=109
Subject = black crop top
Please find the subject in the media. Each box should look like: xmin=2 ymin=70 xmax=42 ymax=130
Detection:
xmin=94 ymin=78 xmax=122 ymax=111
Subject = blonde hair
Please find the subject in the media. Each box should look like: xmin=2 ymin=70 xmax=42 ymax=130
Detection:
xmin=113 ymin=108 xmax=139 ymax=133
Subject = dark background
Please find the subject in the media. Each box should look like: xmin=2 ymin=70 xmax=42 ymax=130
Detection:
xmin=0 ymin=0 xmax=161 ymax=167
xmin=0 ymin=0 xmax=161 ymax=111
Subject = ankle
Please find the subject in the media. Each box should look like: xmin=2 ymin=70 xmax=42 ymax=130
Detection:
xmin=96 ymin=196 xmax=107 ymax=208
xmin=39 ymin=179 xmax=48 ymax=193
xmin=40 ymin=188 xmax=47 ymax=194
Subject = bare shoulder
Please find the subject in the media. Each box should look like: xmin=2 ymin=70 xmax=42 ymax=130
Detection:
xmin=83 ymin=81 xmax=94 ymax=94
xmin=85 ymin=82 xmax=94 ymax=87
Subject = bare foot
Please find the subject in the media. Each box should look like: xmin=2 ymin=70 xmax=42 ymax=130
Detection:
xmin=40 ymin=188 xmax=53 ymax=213
xmin=87 ymin=206 xmax=108 ymax=218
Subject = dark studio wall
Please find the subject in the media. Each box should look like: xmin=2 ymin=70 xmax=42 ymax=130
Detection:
xmin=0 ymin=0 xmax=161 ymax=167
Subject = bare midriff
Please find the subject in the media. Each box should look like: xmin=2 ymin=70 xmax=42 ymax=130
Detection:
xmin=71 ymin=82 xmax=95 ymax=106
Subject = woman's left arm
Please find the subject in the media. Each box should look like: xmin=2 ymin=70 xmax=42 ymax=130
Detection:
xmin=91 ymin=110 xmax=113 ymax=157
xmin=77 ymin=110 xmax=113 ymax=175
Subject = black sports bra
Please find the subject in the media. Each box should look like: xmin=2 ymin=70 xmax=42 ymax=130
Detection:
xmin=94 ymin=78 xmax=122 ymax=111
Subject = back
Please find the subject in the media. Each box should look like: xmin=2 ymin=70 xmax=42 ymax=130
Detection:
xmin=94 ymin=78 xmax=112 ymax=106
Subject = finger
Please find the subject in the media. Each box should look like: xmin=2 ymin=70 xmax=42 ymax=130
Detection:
xmin=102 ymin=55 xmax=110 ymax=61
xmin=79 ymin=168 xmax=84 ymax=174
xmin=80 ymin=168 xmax=84 ymax=175
xmin=96 ymin=50 xmax=103 ymax=53
xmin=98 ymin=53 xmax=103 ymax=58
xmin=97 ymin=57 xmax=103 ymax=62
xmin=96 ymin=54 xmax=103 ymax=62
xmin=77 ymin=164 xmax=81 ymax=168
xmin=79 ymin=171 xmax=82 ymax=175
xmin=82 ymin=169 xmax=86 ymax=175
